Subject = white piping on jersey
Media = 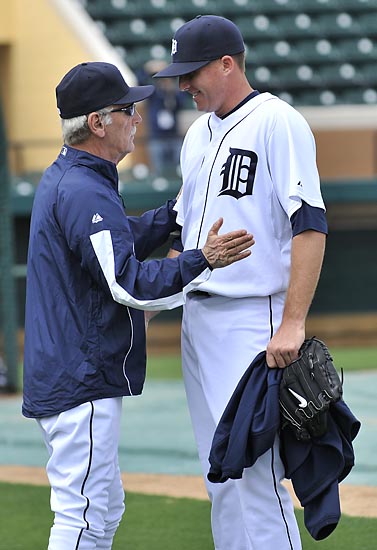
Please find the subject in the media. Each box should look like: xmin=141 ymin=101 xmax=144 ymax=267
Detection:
xmin=90 ymin=229 xmax=183 ymax=311
xmin=268 ymin=295 xmax=274 ymax=339
xmin=206 ymin=116 xmax=212 ymax=141
xmin=195 ymin=111 xmax=254 ymax=248
xmin=75 ymin=401 xmax=95 ymax=548
xmin=122 ymin=307 xmax=134 ymax=395
xmin=270 ymin=443 xmax=295 ymax=549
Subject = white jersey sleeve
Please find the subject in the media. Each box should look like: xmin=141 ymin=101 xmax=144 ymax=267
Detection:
xmin=265 ymin=100 xmax=325 ymax=219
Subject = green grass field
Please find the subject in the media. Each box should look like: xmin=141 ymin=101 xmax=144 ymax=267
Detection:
xmin=1 ymin=482 xmax=376 ymax=550
xmin=17 ymin=346 xmax=377 ymax=382
xmin=146 ymin=346 xmax=377 ymax=379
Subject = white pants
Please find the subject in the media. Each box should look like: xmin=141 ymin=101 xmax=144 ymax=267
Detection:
xmin=182 ymin=293 xmax=302 ymax=550
xmin=37 ymin=397 xmax=125 ymax=550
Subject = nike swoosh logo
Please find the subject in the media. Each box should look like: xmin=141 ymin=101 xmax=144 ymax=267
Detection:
xmin=288 ymin=388 xmax=308 ymax=408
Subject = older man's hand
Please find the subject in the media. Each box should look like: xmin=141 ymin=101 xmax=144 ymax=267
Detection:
xmin=202 ymin=218 xmax=255 ymax=269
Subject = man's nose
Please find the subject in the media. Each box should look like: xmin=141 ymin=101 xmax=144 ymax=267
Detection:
xmin=179 ymin=75 xmax=190 ymax=91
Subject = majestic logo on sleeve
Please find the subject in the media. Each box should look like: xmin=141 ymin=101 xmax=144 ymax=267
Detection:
xmin=92 ymin=213 xmax=103 ymax=224
xmin=218 ymin=148 xmax=258 ymax=199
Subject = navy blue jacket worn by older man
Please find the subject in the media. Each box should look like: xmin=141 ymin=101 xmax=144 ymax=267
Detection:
xmin=23 ymin=145 xmax=211 ymax=418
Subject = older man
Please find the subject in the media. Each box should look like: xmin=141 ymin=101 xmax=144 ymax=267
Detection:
xmin=22 ymin=61 xmax=254 ymax=549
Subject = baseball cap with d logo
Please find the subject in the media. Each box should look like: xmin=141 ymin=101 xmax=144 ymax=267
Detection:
xmin=153 ymin=15 xmax=245 ymax=78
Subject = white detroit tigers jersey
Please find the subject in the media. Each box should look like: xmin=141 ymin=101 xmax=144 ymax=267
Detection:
xmin=175 ymin=92 xmax=325 ymax=298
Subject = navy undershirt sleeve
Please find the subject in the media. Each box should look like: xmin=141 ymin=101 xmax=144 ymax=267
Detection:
xmin=290 ymin=201 xmax=328 ymax=237
xmin=171 ymin=234 xmax=184 ymax=252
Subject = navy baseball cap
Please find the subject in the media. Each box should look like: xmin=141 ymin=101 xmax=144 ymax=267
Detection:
xmin=154 ymin=15 xmax=245 ymax=78
xmin=56 ymin=62 xmax=155 ymax=119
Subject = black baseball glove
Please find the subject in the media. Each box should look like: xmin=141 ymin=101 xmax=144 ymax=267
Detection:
xmin=279 ymin=337 xmax=343 ymax=441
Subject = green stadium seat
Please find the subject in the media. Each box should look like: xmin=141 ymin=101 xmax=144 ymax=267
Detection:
xmin=291 ymin=38 xmax=338 ymax=63
xmin=247 ymin=40 xmax=300 ymax=65
xmin=329 ymin=0 xmax=377 ymax=13
xmin=183 ymin=0 xmax=220 ymax=15
xmin=277 ymin=63 xmax=323 ymax=88
xmin=121 ymin=45 xmax=168 ymax=70
xmin=359 ymin=63 xmax=377 ymax=86
xmin=294 ymin=0 xmax=377 ymax=14
xmin=85 ymin=0 xmax=139 ymax=20
xmin=272 ymin=13 xmax=321 ymax=38
xmin=314 ymin=12 xmax=362 ymax=37
xmin=235 ymin=14 xmax=280 ymax=40
xmin=292 ymin=89 xmax=330 ymax=107
xmin=105 ymin=18 xmax=152 ymax=45
xmin=232 ymin=0 xmax=301 ymax=15
xmin=337 ymin=87 xmax=377 ymax=104
xmin=335 ymin=37 xmax=377 ymax=62
xmin=357 ymin=12 xmax=377 ymax=35
xmin=135 ymin=0 xmax=173 ymax=15
xmin=251 ymin=63 xmax=321 ymax=90
xmin=316 ymin=62 xmax=366 ymax=87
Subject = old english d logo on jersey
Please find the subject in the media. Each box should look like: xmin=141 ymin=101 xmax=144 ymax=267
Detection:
xmin=219 ymin=148 xmax=258 ymax=199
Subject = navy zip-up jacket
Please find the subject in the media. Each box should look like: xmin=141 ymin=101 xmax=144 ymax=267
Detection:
xmin=23 ymin=146 xmax=211 ymax=418
xmin=208 ymin=352 xmax=361 ymax=540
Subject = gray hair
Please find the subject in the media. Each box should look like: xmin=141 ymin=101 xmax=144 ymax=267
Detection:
xmin=61 ymin=107 xmax=113 ymax=146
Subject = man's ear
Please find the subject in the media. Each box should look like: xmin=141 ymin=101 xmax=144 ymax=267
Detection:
xmin=221 ymin=55 xmax=235 ymax=75
xmin=87 ymin=112 xmax=106 ymax=137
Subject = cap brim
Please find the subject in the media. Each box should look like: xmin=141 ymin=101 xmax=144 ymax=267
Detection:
xmin=114 ymin=84 xmax=155 ymax=104
xmin=153 ymin=60 xmax=211 ymax=78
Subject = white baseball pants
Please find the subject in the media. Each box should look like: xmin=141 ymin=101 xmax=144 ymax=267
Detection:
xmin=182 ymin=293 xmax=302 ymax=550
xmin=37 ymin=397 xmax=125 ymax=550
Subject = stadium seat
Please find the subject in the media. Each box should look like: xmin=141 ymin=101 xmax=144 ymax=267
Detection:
xmin=85 ymin=0 xmax=138 ymax=20
xmin=234 ymin=0 xmax=301 ymax=15
xmin=138 ymin=0 xmax=176 ymax=15
xmin=291 ymin=38 xmax=339 ymax=63
xmin=251 ymin=62 xmax=321 ymax=91
xmin=145 ymin=0 xmax=221 ymax=17
xmin=314 ymin=12 xmax=361 ymax=37
xmin=338 ymin=87 xmax=377 ymax=104
xmin=235 ymin=14 xmax=280 ymax=40
xmin=247 ymin=40 xmax=300 ymax=65
xmin=120 ymin=45 xmax=167 ymax=69
xmin=316 ymin=62 xmax=364 ymax=87
xmin=335 ymin=37 xmax=377 ymax=62
xmin=296 ymin=0 xmax=377 ymax=13
xmin=277 ymin=63 xmax=322 ymax=88
xmin=105 ymin=18 xmax=152 ymax=45
xmin=294 ymin=88 xmax=341 ymax=106
xmin=358 ymin=63 xmax=377 ymax=86
xmin=328 ymin=0 xmax=377 ymax=13
xmin=356 ymin=12 xmax=377 ymax=35
xmin=272 ymin=13 xmax=321 ymax=38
